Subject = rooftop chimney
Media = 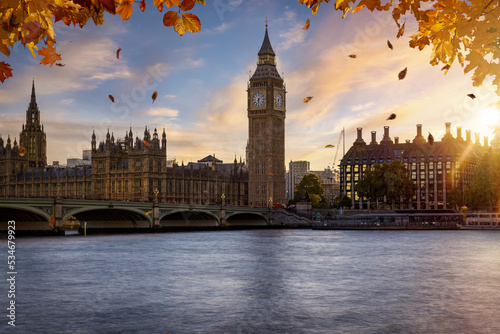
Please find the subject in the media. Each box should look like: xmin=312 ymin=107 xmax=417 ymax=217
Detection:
xmin=446 ymin=122 xmax=451 ymax=134
xmin=370 ymin=131 xmax=377 ymax=145
xmin=484 ymin=136 xmax=489 ymax=147
xmin=475 ymin=132 xmax=480 ymax=145
xmin=380 ymin=126 xmax=393 ymax=144
xmin=395 ymin=136 xmax=399 ymax=144
xmin=354 ymin=127 xmax=366 ymax=145
xmin=413 ymin=124 xmax=426 ymax=143
xmin=466 ymin=129 xmax=471 ymax=142
xmin=456 ymin=126 xmax=463 ymax=141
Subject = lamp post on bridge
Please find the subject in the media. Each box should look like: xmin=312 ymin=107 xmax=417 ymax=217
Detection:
xmin=154 ymin=188 xmax=159 ymax=204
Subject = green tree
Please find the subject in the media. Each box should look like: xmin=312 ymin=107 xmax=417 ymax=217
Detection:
xmin=334 ymin=195 xmax=352 ymax=209
xmin=294 ymin=173 xmax=326 ymax=207
xmin=464 ymin=151 xmax=500 ymax=210
xmin=355 ymin=159 xmax=417 ymax=209
xmin=447 ymin=187 xmax=465 ymax=209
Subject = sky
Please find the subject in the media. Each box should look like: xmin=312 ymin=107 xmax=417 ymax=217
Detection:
xmin=1 ymin=0 xmax=499 ymax=170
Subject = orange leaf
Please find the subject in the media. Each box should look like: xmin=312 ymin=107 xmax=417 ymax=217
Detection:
xmin=348 ymin=54 xmax=357 ymax=58
xmin=267 ymin=171 xmax=274 ymax=176
xmin=140 ymin=0 xmax=146 ymax=11
xmin=467 ymin=93 xmax=476 ymax=99
xmin=116 ymin=47 xmax=121 ymax=59
xmin=441 ymin=64 xmax=450 ymax=71
xmin=117 ymin=0 xmax=134 ymax=21
xmin=19 ymin=143 xmax=26 ymax=156
xmin=174 ymin=16 xmax=186 ymax=36
xmin=397 ymin=22 xmax=405 ymax=38
xmin=109 ymin=94 xmax=115 ymax=103
xmin=152 ymin=91 xmax=158 ymax=103
xmin=180 ymin=0 xmax=195 ymax=11
xmin=143 ymin=140 xmax=152 ymax=148
xmin=387 ymin=40 xmax=393 ymax=50
xmin=99 ymin=0 xmax=116 ymax=13
xmin=38 ymin=43 xmax=62 ymax=67
xmin=165 ymin=0 xmax=181 ymax=8
xmin=182 ymin=13 xmax=201 ymax=33
xmin=163 ymin=11 xmax=177 ymax=27
xmin=55 ymin=63 xmax=65 ymax=67
xmin=386 ymin=113 xmax=396 ymax=120
xmin=303 ymin=18 xmax=310 ymax=30
xmin=0 ymin=61 xmax=13 ymax=83
xmin=303 ymin=96 xmax=313 ymax=103
xmin=325 ymin=144 xmax=334 ymax=148
xmin=398 ymin=67 xmax=407 ymax=80
xmin=428 ymin=132 xmax=434 ymax=145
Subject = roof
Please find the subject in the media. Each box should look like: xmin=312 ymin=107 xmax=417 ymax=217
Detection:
xmin=198 ymin=155 xmax=222 ymax=163
xmin=258 ymin=27 xmax=275 ymax=56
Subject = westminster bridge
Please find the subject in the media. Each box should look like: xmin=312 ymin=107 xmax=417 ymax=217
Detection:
xmin=0 ymin=198 xmax=281 ymax=232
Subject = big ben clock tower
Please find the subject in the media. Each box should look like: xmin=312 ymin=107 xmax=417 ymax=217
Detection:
xmin=247 ymin=25 xmax=286 ymax=207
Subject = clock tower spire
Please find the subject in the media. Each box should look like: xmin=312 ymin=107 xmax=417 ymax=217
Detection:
xmin=247 ymin=25 xmax=286 ymax=207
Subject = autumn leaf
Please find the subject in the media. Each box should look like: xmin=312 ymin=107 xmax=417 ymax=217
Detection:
xmin=140 ymin=0 xmax=146 ymax=11
xmin=19 ymin=143 xmax=26 ymax=156
xmin=174 ymin=17 xmax=186 ymax=36
xmin=182 ymin=13 xmax=201 ymax=33
xmin=386 ymin=113 xmax=396 ymax=120
xmin=55 ymin=63 xmax=65 ymax=67
xmin=387 ymin=40 xmax=393 ymax=50
xmin=0 ymin=61 xmax=13 ymax=83
xmin=396 ymin=22 xmax=405 ymax=38
xmin=303 ymin=18 xmax=310 ymax=30
xmin=38 ymin=43 xmax=62 ymax=67
xmin=163 ymin=11 xmax=177 ymax=26
xmin=467 ymin=93 xmax=476 ymax=99
xmin=143 ymin=140 xmax=152 ymax=148
xmin=109 ymin=94 xmax=115 ymax=102
xmin=165 ymin=0 xmax=182 ymax=8
xmin=428 ymin=132 xmax=434 ymax=145
xmin=325 ymin=144 xmax=334 ymax=148
xmin=117 ymin=0 xmax=134 ymax=21
xmin=303 ymin=96 xmax=313 ymax=103
xmin=398 ymin=67 xmax=407 ymax=80
xmin=180 ymin=0 xmax=195 ymax=11
xmin=266 ymin=171 xmax=274 ymax=176
xmin=22 ymin=21 xmax=46 ymax=44
xmin=441 ymin=64 xmax=450 ymax=71
xmin=194 ymin=0 xmax=205 ymax=4
xmin=348 ymin=54 xmax=357 ymax=58
xmin=116 ymin=47 xmax=121 ymax=59
xmin=99 ymin=0 xmax=116 ymax=13
xmin=152 ymin=91 xmax=158 ymax=103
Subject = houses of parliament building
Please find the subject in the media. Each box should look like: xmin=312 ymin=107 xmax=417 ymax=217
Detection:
xmin=0 ymin=27 xmax=287 ymax=207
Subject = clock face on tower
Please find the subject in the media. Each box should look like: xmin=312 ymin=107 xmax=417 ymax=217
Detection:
xmin=274 ymin=92 xmax=283 ymax=108
xmin=252 ymin=92 xmax=265 ymax=107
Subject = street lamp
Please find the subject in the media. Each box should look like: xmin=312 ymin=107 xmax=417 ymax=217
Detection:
xmin=221 ymin=193 xmax=225 ymax=207
xmin=154 ymin=188 xmax=159 ymax=204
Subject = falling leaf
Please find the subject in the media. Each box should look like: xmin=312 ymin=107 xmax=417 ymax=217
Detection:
xmin=143 ymin=140 xmax=152 ymax=148
xmin=116 ymin=0 xmax=134 ymax=21
xmin=163 ymin=11 xmax=178 ymax=27
xmin=428 ymin=132 xmax=434 ymax=145
xmin=387 ymin=113 xmax=396 ymax=120
xmin=145 ymin=210 xmax=152 ymax=216
xmin=109 ymin=94 xmax=115 ymax=103
xmin=267 ymin=171 xmax=274 ymax=176
xmin=140 ymin=0 xmax=146 ymax=11
xmin=303 ymin=96 xmax=313 ymax=103
xmin=397 ymin=22 xmax=405 ymax=38
xmin=38 ymin=42 xmax=62 ymax=67
xmin=441 ymin=64 xmax=450 ymax=71
xmin=203 ymin=190 xmax=208 ymax=193
xmin=467 ymin=93 xmax=476 ymax=99
xmin=116 ymin=47 xmax=121 ymax=59
xmin=55 ymin=63 xmax=65 ymax=67
xmin=303 ymin=18 xmax=310 ymax=30
xmin=182 ymin=13 xmax=201 ymax=33
xmin=180 ymin=0 xmax=195 ymax=11
xmin=49 ymin=215 xmax=55 ymax=228
xmin=398 ymin=67 xmax=407 ymax=80
xmin=22 ymin=21 xmax=46 ymax=44
xmin=387 ymin=40 xmax=393 ymax=50
xmin=19 ymin=143 xmax=26 ymax=157
xmin=0 ymin=61 xmax=13 ymax=83
xmin=325 ymin=144 xmax=334 ymax=148
xmin=152 ymin=91 xmax=158 ymax=103
xmin=348 ymin=54 xmax=357 ymax=58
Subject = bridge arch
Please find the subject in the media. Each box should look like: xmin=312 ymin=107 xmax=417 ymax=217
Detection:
xmin=66 ymin=207 xmax=152 ymax=229
xmin=160 ymin=210 xmax=220 ymax=227
xmin=0 ymin=206 xmax=51 ymax=231
xmin=225 ymin=212 xmax=268 ymax=226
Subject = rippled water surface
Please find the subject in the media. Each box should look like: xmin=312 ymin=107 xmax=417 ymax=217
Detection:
xmin=1 ymin=229 xmax=500 ymax=333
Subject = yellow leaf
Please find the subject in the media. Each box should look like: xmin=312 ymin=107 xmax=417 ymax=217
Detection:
xmin=397 ymin=22 xmax=405 ymax=38
xmin=303 ymin=96 xmax=313 ymax=103
xmin=27 ymin=42 xmax=38 ymax=59
xmin=195 ymin=0 xmax=205 ymax=4
xmin=303 ymin=18 xmax=310 ymax=30
xmin=117 ymin=0 xmax=134 ymax=21
xmin=174 ymin=16 xmax=186 ymax=36
xmin=182 ymin=13 xmax=201 ymax=33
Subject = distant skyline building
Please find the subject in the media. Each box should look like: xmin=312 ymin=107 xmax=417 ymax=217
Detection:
xmin=286 ymin=160 xmax=310 ymax=201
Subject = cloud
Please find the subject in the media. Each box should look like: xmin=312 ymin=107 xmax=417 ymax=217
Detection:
xmin=147 ymin=107 xmax=179 ymax=118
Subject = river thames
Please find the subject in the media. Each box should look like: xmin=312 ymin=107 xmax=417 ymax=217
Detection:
xmin=1 ymin=229 xmax=499 ymax=333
